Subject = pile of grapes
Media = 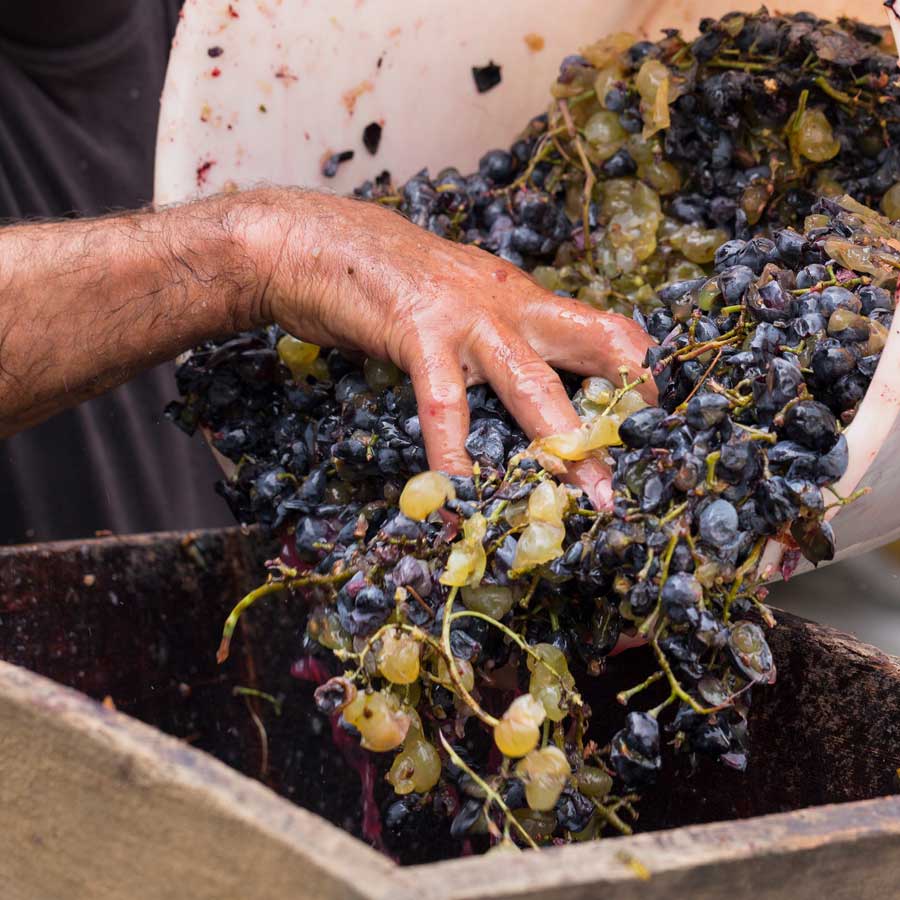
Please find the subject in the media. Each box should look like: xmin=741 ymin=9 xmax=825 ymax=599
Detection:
xmin=168 ymin=11 xmax=898 ymax=854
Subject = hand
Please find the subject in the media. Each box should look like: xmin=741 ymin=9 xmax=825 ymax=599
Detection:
xmin=237 ymin=189 xmax=657 ymax=507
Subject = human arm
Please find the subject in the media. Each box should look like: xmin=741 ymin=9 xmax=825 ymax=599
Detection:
xmin=0 ymin=188 xmax=655 ymax=500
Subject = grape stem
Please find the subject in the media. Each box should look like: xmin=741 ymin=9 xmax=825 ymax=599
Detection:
xmin=705 ymin=451 xmax=722 ymax=489
xmin=506 ymin=126 xmax=569 ymax=192
xmin=823 ymin=484 xmax=870 ymax=510
xmin=677 ymin=347 xmax=724 ymax=409
xmin=559 ymin=99 xmax=596 ymax=270
xmin=616 ymin=670 xmax=663 ymax=705
xmin=449 ymin=608 xmax=582 ymax=708
xmin=647 ymin=693 xmax=677 ymax=719
xmin=591 ymin=798 xmax=634 ymax=836
xmin=437 ymin=730 xmax=539 ymax=850
xmin=733 ymin=422 xmax=777 ymax=443
xmin=657 ymin=502 xmax=688 ymax=528
xmin=442 ymin=587 xmax=500 ymax=727
xmin=650 ymin=639 xmax=724 ymax=716
xmin=723 ymin=536 xmax=766 ymax=621
xmin=638 ymin=529 xmax=679 ymax=638
xmin=217 ymin=570 xmax=353 ymax=663
xmin=233 ymin=686 xmax=283 ymax=715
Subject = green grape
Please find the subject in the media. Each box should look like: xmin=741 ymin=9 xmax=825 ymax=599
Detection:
xmin=277 ymin=334 xmax=319 ymax=380
xmin=387 ymin=737 xmax=442 ymax=794
xmin=494 ymin=694 xmax=545 ymax=757
xmin=461 ymin=584 xmax=515 ymax=619
xmin=515 ymin=746 xmax=571 ymax=811
xmin=377 ymin=628 xmax=421 ymax=684
xmin=399 ymin=471 xmax=455 ymax=521
xmin=364 ymin=357 xmax=402 ymax=393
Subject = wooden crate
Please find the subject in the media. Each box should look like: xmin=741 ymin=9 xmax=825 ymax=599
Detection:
xmin=1 ymin=528 xmax=899 ymax=899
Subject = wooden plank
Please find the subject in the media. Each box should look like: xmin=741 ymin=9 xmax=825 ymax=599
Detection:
xmin=409 ymin=796 xmax=900 ymax=900
xmin=0 ymin=527 xmax=398 ymax=848
xmin=2 ymin=651 xmax=899 ymax=900
xmin=0 ymin=658 xmax=408 ymax=900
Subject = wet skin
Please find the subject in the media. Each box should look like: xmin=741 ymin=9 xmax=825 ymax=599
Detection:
xmin=0 ymin=187 xmax=655 ymax=508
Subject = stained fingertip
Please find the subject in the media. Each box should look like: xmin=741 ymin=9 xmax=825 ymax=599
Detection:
xmin=609 ymin=632 xmax=648 ymax=656
xmin=567 ymin=458 xmax=614 ymax=511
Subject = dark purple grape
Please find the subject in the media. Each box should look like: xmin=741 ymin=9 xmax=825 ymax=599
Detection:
xmin=699 ymin=499 xmax=739 ymax=547
xmin=661 ymin=573 xmax=702 ymax=624
xmin=781 ymin=400 xmax=838 ymax=452
xmin=620 ymin=408 xmax=668 ymax=448
xmin=610 ymin=712 xmax=661 ymax=788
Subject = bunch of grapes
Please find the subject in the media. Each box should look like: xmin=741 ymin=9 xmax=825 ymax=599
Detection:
xmin=357 ymin=9 xmax=900 ymax=318
xmin=167 ymin=10 xmax=898 ymax=854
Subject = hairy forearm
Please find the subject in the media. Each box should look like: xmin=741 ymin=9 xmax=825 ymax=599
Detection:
xmin=0 ymin=195 xmax=267 ymax=436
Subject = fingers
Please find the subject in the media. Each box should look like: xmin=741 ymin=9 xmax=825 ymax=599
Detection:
xmin=469 ymin=319 xmax=614 ymax=508
xmin=408 ymin=346 xmax=473 ymax=475
xmin=567 ymin=458 xmax=614 ymax=509
xmin=520 ymin=293 xmax=659 ymax=405
xmin=609 ymin=631 xmax=648 ymax=656
xmin=470 ymin=318 xmax=583 ymax=439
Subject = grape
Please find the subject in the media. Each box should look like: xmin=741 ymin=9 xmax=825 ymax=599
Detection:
xmin=343 ymin=691 xmax=411 ymax=752
xmin=793 ymin=109 xmax=841 ymax=163
xmin=698 ymin=499 xmax=739 ymax=548
xmin=461 ymin=584 xmax=515 ymax=619
xmin=494 ymin=694 xmax=546 ymax=758
xmin=512 ymin=521 xmax=565 ymax=571
xmin=527 ymin=643 xmax=574 ymax=721
xmin=511 ymin=808 xmax=557 ymax=843
xmin=436 ymin=656 xmax=475 ymax=693
xmin=610 ymin=712 xmax=661 ymax=787
xmin=276 ymin=334 xmax=319 ymax=379
xmin=399 ymin=471 xmax=455 ymax=520
xmin=882 ymin=183 xmax=900 ymax=220
xmin=555 ymin=789 xmax=595 ymax=833
xmin=440 ymin=513 xmax=488 ymax=586
xmin=781 ymin=401 xmax=838 ymax=452
xmin=313 ymin=676 xmax=357 ymax=715
xmin=634 ymin=59 xmax=671 ymax=138
xmin=515 ymin=746 xmax=571 ymax=811
xmin=377 ymin=629 xmax=421 ymax=684
xmin=364 ymin=357 xmax=402 ymax=392
xmin=728 ymin=621 xmax=775 ymax=683
xmin=388 ymin=738 xmax=441 ymax=794
xmin=527 ymin=481 xmax=568 ymax=524
xmin=575 ymin=765 xmax=613 ymax=799
xmin=619 ymin=408 xmax=666 ymax=448
xmin=584 ymin=111 xmax=627 ymax=160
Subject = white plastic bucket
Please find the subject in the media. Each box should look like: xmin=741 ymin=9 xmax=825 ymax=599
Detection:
xmin=155 ymin=0 xmax=900 ymax=575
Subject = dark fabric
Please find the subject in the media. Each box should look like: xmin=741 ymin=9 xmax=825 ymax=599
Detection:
xmin=0 ymin=1 xmax=234 ymax=544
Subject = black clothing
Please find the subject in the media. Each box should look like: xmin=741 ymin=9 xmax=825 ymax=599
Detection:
xmin=0 ymin=0 xmax=233 ymax=543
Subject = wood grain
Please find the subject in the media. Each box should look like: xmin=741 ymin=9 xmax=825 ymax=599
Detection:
xmin=0 ymin=659 xmax=407 ymax=900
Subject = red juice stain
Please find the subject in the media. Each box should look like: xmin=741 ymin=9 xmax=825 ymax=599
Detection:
xmin=290 ymin=655 xmax=386 ymax=850
xmin=275 ymin=64 xmax=299 ymax=84
xmin=228 ymin=4 xmax=240 ymax=18
xmin=211 ymin=67 xmax=222 ymax=78
xmin=196 ymin=160 xmax=215 ymax=187
xmin=493 ymin=269 xmax=508 ymax=282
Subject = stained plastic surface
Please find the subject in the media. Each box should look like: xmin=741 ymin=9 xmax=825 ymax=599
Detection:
xmin=155 ymin=0 xmax=900 ymax=573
